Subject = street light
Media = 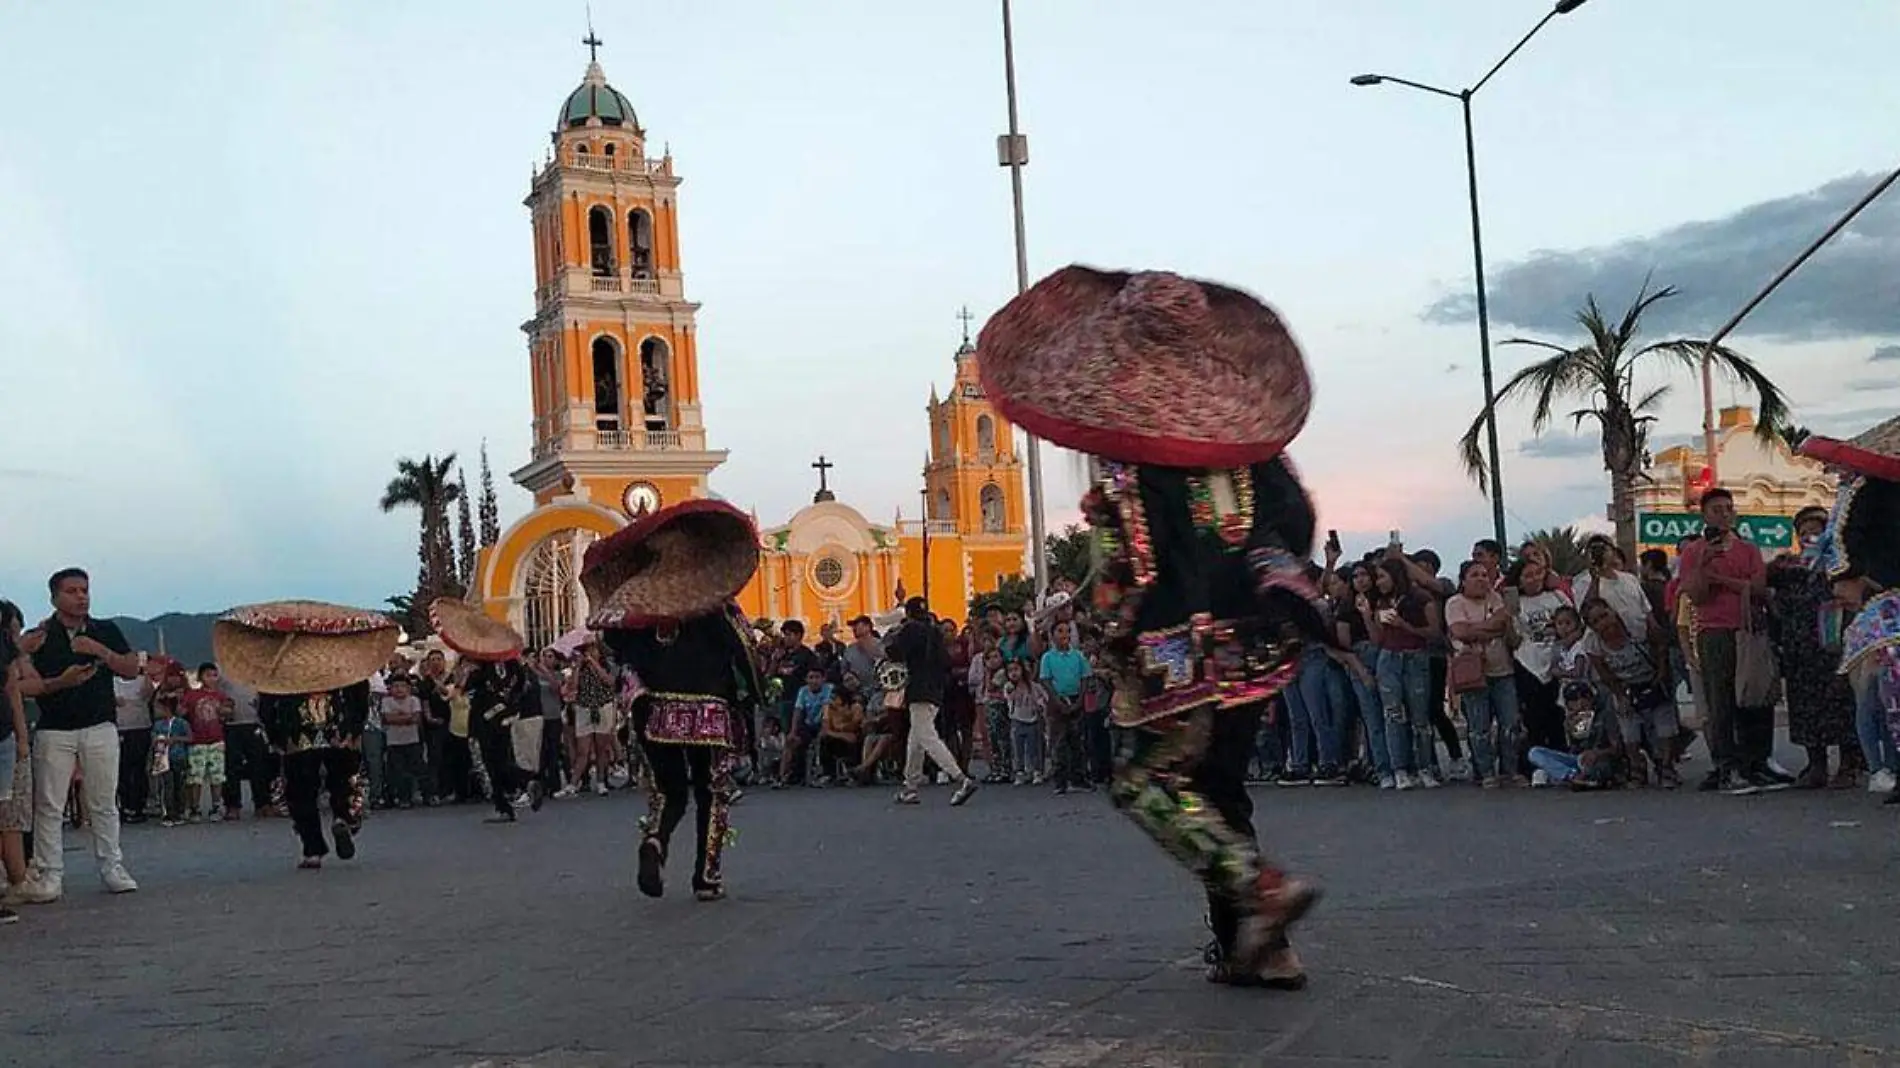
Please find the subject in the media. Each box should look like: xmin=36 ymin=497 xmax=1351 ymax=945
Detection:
xmin=998 ymin=0 xmax=1049 ymax=601
xmin=1350 ymin=0 xmax=1590 ymax=548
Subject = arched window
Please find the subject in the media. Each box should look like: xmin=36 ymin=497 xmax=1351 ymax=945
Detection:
xmin=637 ymin=337 xmax=671 ymax=426
xmin=979 ymin=483 xmax=1005 ymax=533
xmin=522 ymin=529 xmax=588 ymax=651
xmin=975 ymin=415 xmax=996 ymax=456
xmin=592 ymin=336 xmax=622 ymax=429
xmin=603 ymin=143 xmax=616 ymax=157
xmin=627 ymin=209 xmax=654 ymax=277
xmin=587 ymin=205 xmax=615 ymax=277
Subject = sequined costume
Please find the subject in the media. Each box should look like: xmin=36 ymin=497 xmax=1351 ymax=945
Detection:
xmin=259 ymin=683 xmax=370 ymax=863
xmin=603 ymin=603 xmax=763 ymax=901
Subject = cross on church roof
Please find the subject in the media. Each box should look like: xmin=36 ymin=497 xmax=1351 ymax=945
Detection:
xmin=582 ymin=8 xmax=604 ymax=63
xmin=812 ymin=455 xmax=836 ymax=504
xmin=957 ymin=305 xmax=975 ymax=345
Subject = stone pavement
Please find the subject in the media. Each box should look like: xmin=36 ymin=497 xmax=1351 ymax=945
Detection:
xmin=4 ymin=770 xmax=1898 ymax=1068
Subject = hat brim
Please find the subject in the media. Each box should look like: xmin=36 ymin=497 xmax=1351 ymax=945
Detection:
xmin=1801 ymin=436 xmax=1900 ymax=483
xmin=428 ymin=598 xmax=525 ymax=662
xmin=581 ymin=499 xmax=760 ymax=628
xmin=977 ymin=265 xmax=1311 ymax=468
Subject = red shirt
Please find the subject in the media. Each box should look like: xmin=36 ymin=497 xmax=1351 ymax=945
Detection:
xmin=1679 ymin=534 xmax=1763 ymax=632
xmin=180 ymin=688 xmax=229 ymax=745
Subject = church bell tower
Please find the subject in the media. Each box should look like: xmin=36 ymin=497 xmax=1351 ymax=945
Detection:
xmin=511 ymin=31 xmax=726 ymax=519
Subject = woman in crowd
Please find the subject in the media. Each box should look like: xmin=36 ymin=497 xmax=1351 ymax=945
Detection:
xmin=568 ymin=638 xmax=620 ymax=796
xmin=1330 ymin=564 xmax=1391 ymax=788
xmin=1510 ymin=558 xmax=1574 ymax=777
xmin=1768 ymin=505 xmax=1863 ymax=788
xmin=1579 ymin=597 xmax=1678 ymax=787
xmin=1 ymin=601 xmax=34 ymax=922
xmin=1365 ymin=558 xmax=1443 ymax=789
xmin=1445 ymin=559 xmax=1521 ymax=788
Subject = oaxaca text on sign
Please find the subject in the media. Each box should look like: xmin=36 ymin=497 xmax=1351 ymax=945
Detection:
xmin=1635 ymin=512 xmax=1794 ymax=551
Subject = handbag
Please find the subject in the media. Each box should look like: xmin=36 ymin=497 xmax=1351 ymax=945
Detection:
xmin=1734 ymin=589 xmax=1781 ymax=708
xmin=1448 ymin=647 xmax=1487 ymax=695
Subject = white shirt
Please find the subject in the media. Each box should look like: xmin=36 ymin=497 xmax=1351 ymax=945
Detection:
xmin=1572 ymin=570 xmax=1651 ymax=638
xmin=1512 ymin=589 xmax=1574 ymax=682
xmin=114 ymin=677 xmax=152 ymax=731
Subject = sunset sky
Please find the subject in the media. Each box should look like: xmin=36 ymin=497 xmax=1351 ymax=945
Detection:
xmin=3 ymin=0 xmax=1896 ymax=618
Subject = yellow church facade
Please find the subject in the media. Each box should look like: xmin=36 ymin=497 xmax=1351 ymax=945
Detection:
xmin=475 ymin=47 xmax=1028 ymax=648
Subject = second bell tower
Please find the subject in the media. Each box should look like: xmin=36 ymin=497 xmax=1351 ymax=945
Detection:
xmin=512 ymin=34 xmax=726 ymax=520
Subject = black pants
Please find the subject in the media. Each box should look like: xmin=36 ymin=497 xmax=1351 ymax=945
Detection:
xmin=1427 ymin=655 xmax=1464 ymax=759
xmin=539 ymin=718 xmax=566 ymax=793
xmin=818 ymin=735 xmax=862 ymax=778
xmin=476 ymin=729 xmax=524 ymax=816
xmin=1084 ymin=710 xmax=1113 ymax=783
xmin=641 ymin=739 xmax=731 ymax=892
xmin=283 ymin=749 xmax=360 ymax=858
xmin=221 ymin=724 xmax=276 ymax=812
xmin=1514 ymin=666 xmax=1564 ymax=777
xmin=428 ymin=727 xmax=473 ymax=802
xmin=1048 ymin=709 xmax=1089 ymax=788
xmin=385 ymin=742 xmax=426 ymax=805
xmin=118 ymin=728 xmax=151 ymax=816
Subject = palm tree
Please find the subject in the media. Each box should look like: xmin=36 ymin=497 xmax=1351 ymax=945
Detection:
xmin=1459 ymin=282 xmax=1789 ymax=560
xmin=1517 ymin=526 xmax=1590 ymax=578
xmin=380 ymin=454 xmax=464 ymax=632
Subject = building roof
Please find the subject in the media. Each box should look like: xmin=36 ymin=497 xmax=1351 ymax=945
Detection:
xmin=560 ymin=61 xmax=639 ymax=131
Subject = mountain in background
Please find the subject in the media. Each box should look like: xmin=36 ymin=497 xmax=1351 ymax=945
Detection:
xmin=107 ymin=612 xmax=221 ymax=667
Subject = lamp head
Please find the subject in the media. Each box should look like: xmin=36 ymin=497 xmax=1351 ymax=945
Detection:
xmin=1349 ymin=74 xmax=1384 ymax=87
xmin=1554 ymin=0 xmax=1588 ymax=13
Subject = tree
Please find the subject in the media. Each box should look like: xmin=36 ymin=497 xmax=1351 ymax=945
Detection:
xmin=969 ymin=574 xmax=1035 ymax=621
xmin=380 ymin=454 xmax=464 ymax=634
xmin=478 ymin=441 xmax=502 ymax=547
xmin=1046 ymin=524 xmax=1093 ymax=588
xmin=1770 ymin=418 xmax=1813 ymax=453
xmin=455 ymin=466 xmax=478 ymax=591
xmin=1517 ymin=525 xmax=1590 ymax=578
xmin=1458 ymin=281 xmax=1789 ymax=561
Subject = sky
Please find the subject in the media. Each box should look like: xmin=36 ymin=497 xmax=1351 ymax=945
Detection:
xmin=3 ymin=0 xmax=1898 ymax=619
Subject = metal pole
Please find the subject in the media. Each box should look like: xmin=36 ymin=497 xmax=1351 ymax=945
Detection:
xmin=1700 ymin=162 xmax=1900 ymax=482
xmin=1001 ymin=0 xmax=1049 ymax=601
xmin=921 ymin=490 xmax=932 ymax=609
xmin=1461 ymin=92 xmax=1508 ymax=548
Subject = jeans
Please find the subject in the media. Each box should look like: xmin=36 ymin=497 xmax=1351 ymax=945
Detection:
xmin=1696 ymin=630 xmax=1741 ymax=771
xmin=361 ymin=728 xmax=388 ymax=806
xmin=117 ymin=728 xmax=151 ymax=816
xmin=221 ymin=723 xmax=275 ymax=812
xmin=902 ymin=702 xmax=965 ymax=791
xmin=1010 ymin=720 xmax=1044 ymax=778
xmin=30 ymin=722 xmax=124 ymax=883
xmin=1377 ymin=648 xmax=1435 ymax=775
xmin=1527 ymin=746 xmax=1581 ymax=783
xmin=1282 ymin=649 xmax=1343 ymax=773
xmin=1349 ymin=643 xmax=1391 ymax=778
xmin=1854 ymin=672 xmax=1898 ymax=775
xmin=1046 ymin=700 xmax=1088 ymax=788
xmin=1459 ymin=673 xmax=1522 ymax=780
xmin=385 ymin=742 xmax=426 ymax=804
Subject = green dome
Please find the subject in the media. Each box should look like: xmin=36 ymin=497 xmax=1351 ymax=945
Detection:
xmin=560 ymin=63 xmax=638 ymax=130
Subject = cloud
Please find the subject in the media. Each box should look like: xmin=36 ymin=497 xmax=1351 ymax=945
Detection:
xmin=1518 ymin=434 xmax=1599 ymax=460
xmin=1873 ymin=345 xmax=1900 ymax=362
xmin=1424 ymin=172 xmax=1900 ymax=342
xmin=1843 ymin=377 xmax=1900 ymax=393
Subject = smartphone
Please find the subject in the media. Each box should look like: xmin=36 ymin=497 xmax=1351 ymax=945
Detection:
xmin=1326 ymin=529 xmax=1341 ymax=550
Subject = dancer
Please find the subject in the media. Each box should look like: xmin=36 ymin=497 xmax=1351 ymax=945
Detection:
xmin=977 ymin=265 xmax=1331 ymax=987
xmin=429 ymin=599 xmax=542 ymax=822
xmin=1800 ymin=416 xmax=1900 ymax=804
xmin=213 ymin=601 xmax=399 ymax=869
xmin=580 ymin=499 xmax=763 ymax=901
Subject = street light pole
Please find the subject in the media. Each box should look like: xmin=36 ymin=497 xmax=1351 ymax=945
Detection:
xmin=999 ymin=0 xmax=1049 ymax=601
xmin=1350 ymin=0 xmax=1590 ymax=549
xmin=1459 ymin=91 xmax=1508 ymax=548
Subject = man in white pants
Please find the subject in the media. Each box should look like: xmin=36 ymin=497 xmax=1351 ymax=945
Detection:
xmin=16 ymin=568 xmax=142 ymax=902
xmin=883 ymin=597 xmax=979 ymax=807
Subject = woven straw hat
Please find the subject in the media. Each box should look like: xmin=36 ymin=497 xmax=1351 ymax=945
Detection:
xmin=977 ymin=265 xmax=1312 ymax=468
xmin=582 ymin=499 xmax=760 ymax=628
xmin=213 ymin=601 xmax=400 ymax=695
xmin=428 ymin=597 xmax=525 ymax=662
xmin=1801 ymin=414 xmax=1900 ymax=483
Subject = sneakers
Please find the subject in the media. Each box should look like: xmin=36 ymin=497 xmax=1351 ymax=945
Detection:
xmin=950 ymin=778 xmax=980 ymax=807
xmin=298 ymin=856 xmax=322 ymax=870
xmin=1416 ymin=770 xmax=1443 ymax=789
xmin=1312 ymin=766 xmax=1347 ymax=787
xmin=1376 ymin=773 xmax=1397 ymax=790
xmin=1446 ymin=757 xmax=1473 ymax=783
xmin=1274 ymin=770 xmax=1312 ymax=787
xmin=332 ymin=820 xmax=356 ymax=861
xmin=16 ymin=876 xmax=60 ymax=905
xmin=1697 ymin=769 xmax=1727 ymax=793
xmin=1870 ymin=769 xmax=1898 ymax=795
xmin=529 ymin=780 xmax=547 ymax=812
xmin=593 ymin=781 xmax=609 ymax=798
xmin=894 ymin=789 xmax=921 ymax=805
xmin=102 ymin=866 xmax=139 ymax=894
xmin=554 ymin=785 xmax=580 ymax=799
xmin=0 ymin=905 xmax=17 ymax=925
xmin=1394 ymin=771 xmax=1418 ymax=791
xmin=1530 ymin=769 xmax=1552 ymax=787
xmin=636 ymin=837 xmax=665 ymax=899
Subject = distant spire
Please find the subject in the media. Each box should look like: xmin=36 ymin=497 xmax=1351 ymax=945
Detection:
xmin=582 ymin=7 xmax=604 ymax=64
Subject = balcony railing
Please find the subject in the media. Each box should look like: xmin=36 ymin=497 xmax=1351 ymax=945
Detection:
xmin=565 ymin=153 xmax=672 ymax=176
xmin=581 ymin=273 xmax=663 ymax=296
xmin=595 ymin=428 xmax=683 ymax=451
xmin=895 ymin=519 xmax=959 ymax=536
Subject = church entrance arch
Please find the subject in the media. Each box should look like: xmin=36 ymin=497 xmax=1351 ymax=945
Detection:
xmin=521 ymin=528 xmax=592 ymax=651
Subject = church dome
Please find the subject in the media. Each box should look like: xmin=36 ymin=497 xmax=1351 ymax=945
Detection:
xmin=560 ymin=62 xmax=639 ymax=130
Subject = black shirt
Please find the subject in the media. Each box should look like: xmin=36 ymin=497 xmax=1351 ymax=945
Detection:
xmin=29 ymin=618 xmax=132 ymax=732
xmin=887 ymin=618 xmax=949 ymax=706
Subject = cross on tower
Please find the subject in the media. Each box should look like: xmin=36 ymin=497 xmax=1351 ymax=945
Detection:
xmin=812 ymin=455 xmax=836 ymax=503
xmin=582 ymin=25 xmax=604 ymax=63
xmin=957 ymin=305 xmax=975 ymax=345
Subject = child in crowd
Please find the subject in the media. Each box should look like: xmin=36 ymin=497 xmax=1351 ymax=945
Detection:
xmin=1527 ymin=681 xmax=1627 ymax=790
xmin=975 ymin=647 xmax=1011 ymax=783
xmin=379 ymin=674 xmax=427 ymax=807
xmin=178 ymin=664 xmax=232 ymax=820
xmin=779 ymin=667 xmax=831 ymax=787
xmin=755 ymin=718 xmax=786 ymax=787
xmin=151 ymin=701 xmax=192 ymax=827
xmin=818 ymin=682 xmax=865 ymax=784
xmin=1004 ymin=658 xmax=1045 ymax=786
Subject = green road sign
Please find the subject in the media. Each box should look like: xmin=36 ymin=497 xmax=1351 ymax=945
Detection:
xmin=1635 ymin=512 xmax=1794 ymax=551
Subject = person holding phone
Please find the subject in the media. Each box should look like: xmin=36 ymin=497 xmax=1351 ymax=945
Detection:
xmin=1678 ymin=488 xmax=1774 ymax=792
xmin=13 ymin=568 xmax=143 ymax=903
xmin=1365 ymin=559 xmax=1444 ymax=788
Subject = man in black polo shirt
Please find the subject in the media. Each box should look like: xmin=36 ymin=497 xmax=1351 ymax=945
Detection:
xmin=884 ymin=598 xmax=978 ymax=807
xmin=15 ymin=568 xmax=143 ymax=902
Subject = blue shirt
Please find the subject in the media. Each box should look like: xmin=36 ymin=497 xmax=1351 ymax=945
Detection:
xmin=154 ymin=717 xmax=191 ymax=762
xmin=1039 ymin=648 xmax=1090 ymax=698
xmin=793 ymin=684 xmax=832 ymax=729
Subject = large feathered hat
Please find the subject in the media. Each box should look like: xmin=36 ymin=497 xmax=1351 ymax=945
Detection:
xmin=581 ymin=500 xmax=761 ymax=628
